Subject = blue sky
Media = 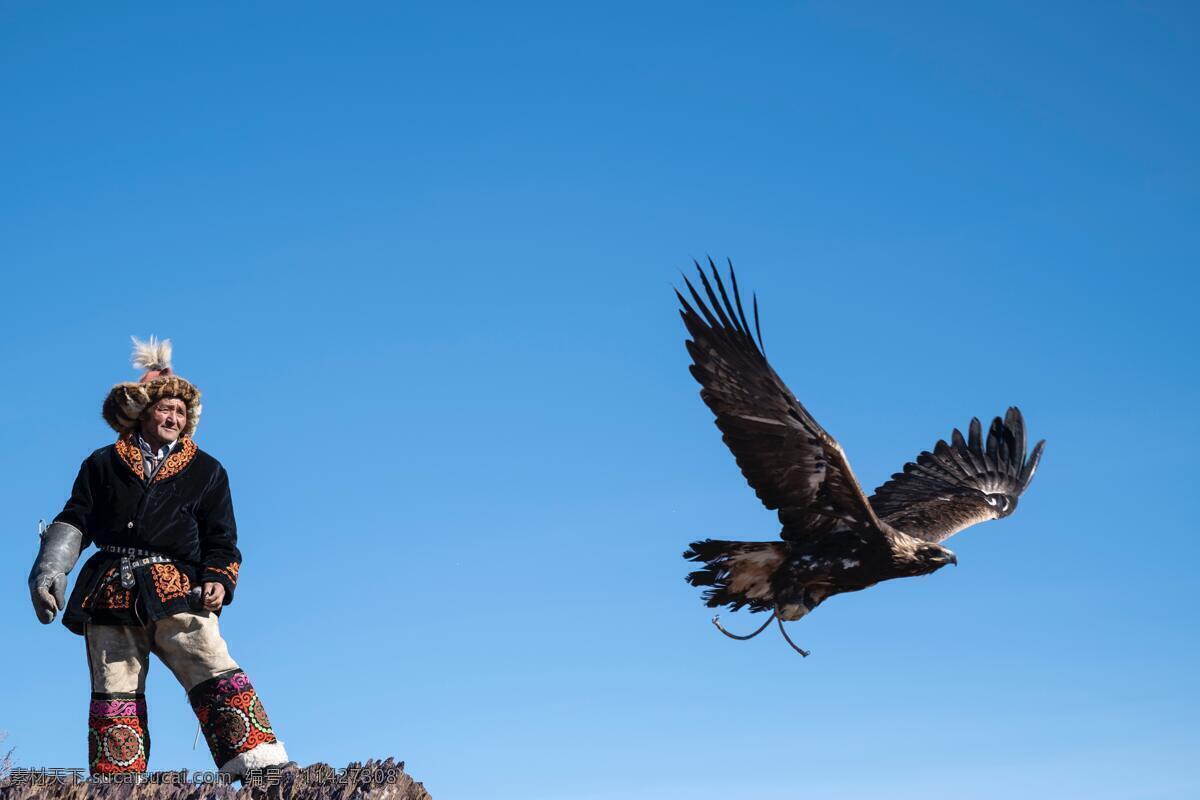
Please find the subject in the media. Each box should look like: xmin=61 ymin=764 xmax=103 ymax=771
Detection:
xmin=1 ymin=2 xmax=1197 ymax=798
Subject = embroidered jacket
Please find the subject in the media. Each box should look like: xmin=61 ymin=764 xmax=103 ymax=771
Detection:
xmin=134 ymin=431 xmax=177 ymax=480
xmin=55 ymin=433 xmax=242 ymax=635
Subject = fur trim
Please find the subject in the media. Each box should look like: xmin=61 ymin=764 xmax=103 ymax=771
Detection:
xmin=102 ymin=376 xmax=202 ymax=436
xmin=131 ymin=336 xmax=173 ymax=371
xmin=218 ymin=741 xmax=289 ymax=778
xmin=102 ymin=338 xmax=203 ymax=436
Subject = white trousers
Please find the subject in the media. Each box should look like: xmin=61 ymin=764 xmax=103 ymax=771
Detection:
xmin=85 ymin=611 xmax=288 ymax=777
xmin=86 ymin=610 xmax=239 ymax=693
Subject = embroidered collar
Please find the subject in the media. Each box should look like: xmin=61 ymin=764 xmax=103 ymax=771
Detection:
xmin=116 ymin=433 xmax=197 ymax=483
xmin=135 ymin=432 xmax=177 ymax=462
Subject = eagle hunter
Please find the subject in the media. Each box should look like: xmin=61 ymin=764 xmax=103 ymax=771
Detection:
xmin=679 ymin=262 xmax=1045 ymax=656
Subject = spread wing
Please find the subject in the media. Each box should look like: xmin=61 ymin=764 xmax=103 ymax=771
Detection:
xmin=678 ymin=260 xmax=884 ymax=541
xmin=869 ymin=408 xmax=1046 ymax=543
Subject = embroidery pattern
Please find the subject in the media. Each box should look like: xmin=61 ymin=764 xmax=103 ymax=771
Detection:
xmin=150 ymin=562 xmax=191 ymax=603
xmin=113 ymin=434 xmax=196 ymax=482
xmin=89 ymin=695 xmax=149 ymax=775
xmin=154 ymin=436 xmax=197 ymax=483
xmin=114 ymin=435 xmax=144 ymax=479
xmin=188 ymin=670 xmax=278 ymax=769
xmin=83 ymin=567 xmax=132 ymax=610
xmin=207 ymin=562 xmax=240 ymax=588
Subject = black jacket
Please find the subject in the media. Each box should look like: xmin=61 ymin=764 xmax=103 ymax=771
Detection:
xmin=56 ymin=434 xmax=242 ymax=635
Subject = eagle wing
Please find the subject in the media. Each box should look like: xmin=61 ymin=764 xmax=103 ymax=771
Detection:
xmin=678 ymin=261 xmax=884 ymax=540
xmin=869 ymin=408 xmax=1045 ymax=543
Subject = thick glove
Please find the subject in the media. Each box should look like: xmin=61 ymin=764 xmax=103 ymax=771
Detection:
xmin=28 ymin=521 xmax=84 ymax=624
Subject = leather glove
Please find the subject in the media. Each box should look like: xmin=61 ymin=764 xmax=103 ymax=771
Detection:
xmin=29 ymin=521 xmax=84 ymax=624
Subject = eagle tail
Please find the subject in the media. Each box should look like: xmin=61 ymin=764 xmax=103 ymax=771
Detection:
xmin=683 ymin=539 xmax=785 ymax=613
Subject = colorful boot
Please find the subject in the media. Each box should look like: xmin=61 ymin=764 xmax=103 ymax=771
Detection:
xmin=88 ymin=692 xmax=149 ymax=776
xmin=188 ymin=668 xmax=287 ymax=777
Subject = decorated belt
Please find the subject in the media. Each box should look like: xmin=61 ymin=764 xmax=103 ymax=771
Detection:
xmin=101 ymin=544 xmax=170 ymax=558
xmin=100 ymin=545 xmax=175 ymax=589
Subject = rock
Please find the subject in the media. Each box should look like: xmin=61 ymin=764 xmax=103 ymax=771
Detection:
xmin=0 ymin=758 xmax=431 ymax=800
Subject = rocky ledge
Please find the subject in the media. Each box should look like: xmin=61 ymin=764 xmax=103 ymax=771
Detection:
xmin=0 ymin=758 xmax=430 ymax=799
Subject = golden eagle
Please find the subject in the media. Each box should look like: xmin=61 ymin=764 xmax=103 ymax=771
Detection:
xmin=679 ymin=262 xmax=1045 ymax=656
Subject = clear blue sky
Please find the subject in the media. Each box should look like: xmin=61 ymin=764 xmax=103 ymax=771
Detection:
xmin=2 ymin=2 xmax=1197 ymax=798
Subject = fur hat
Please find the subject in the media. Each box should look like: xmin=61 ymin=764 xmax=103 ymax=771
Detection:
xmin=101 ymin=337 xmax=202 ymax=436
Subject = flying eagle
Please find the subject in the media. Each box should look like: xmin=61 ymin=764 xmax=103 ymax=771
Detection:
xmin=679 ymin=262 xmax=1045 ymax=656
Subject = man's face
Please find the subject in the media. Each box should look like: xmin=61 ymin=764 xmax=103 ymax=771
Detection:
xmin=141 ymin=397 xmax=187 ymax=444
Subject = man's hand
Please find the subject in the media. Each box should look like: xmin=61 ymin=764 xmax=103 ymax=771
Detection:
xmin=29 ymin=521 xmax=84 ymax=624
xmin=31 ymin=572 xmax=67 ymax=624
xmin=202 ymin=581 xmax=226 ymax=610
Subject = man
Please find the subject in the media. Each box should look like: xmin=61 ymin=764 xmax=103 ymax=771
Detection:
xmin=28 ymin=336 xmax=289 ymax=780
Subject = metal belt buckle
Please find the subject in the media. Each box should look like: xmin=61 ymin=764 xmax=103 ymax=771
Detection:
xmin=120 ymin=556 xmax=136 ymax=589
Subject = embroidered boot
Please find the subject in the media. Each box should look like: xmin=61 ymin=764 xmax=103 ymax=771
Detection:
xmin=187 ymin=668 xmax=287 ymax=778
xmin=88 ymin=693 xmax=149 ymax=777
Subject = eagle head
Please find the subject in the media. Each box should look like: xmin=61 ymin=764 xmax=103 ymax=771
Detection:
xmin=905 ymin=542 xmax=958 ymax=576
xmin=986 ymin=493 xmax=1018 ymax=518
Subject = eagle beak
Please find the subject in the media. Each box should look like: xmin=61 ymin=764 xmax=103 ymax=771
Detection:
xmin=948 ymin=553 xmax=958 ymax=567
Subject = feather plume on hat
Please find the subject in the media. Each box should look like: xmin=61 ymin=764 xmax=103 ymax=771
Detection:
xmin=102 ymin=336 xmax=202 ymax=436
xmin=131 ymin=336 xmax=173 ymax=373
